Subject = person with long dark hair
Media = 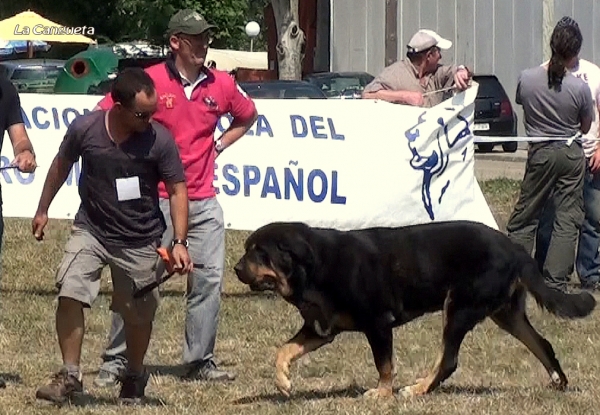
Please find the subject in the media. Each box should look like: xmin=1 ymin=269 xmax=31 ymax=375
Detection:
xmin=534 ymin=17 xmax=600 ymax=292
xmin=506 ymin=22 xmax=594 ymax=292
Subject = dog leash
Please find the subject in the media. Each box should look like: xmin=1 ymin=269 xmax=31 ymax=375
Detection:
xmin=133 ymin=247 xmax=204 ymax=299
xmin=422 ymin=85 xmax=458 ymax=96
xmin=0 ymin=165 xmax=40 ymax=171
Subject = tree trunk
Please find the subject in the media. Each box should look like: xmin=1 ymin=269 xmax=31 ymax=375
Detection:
xmin=271 ymin=0 xmax=305 ymax=80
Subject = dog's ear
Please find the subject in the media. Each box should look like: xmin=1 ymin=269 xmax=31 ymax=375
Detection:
xmin=277 ymin=235 xmax=315 ymax=271
xmin=276 ymin=234 xmax=316 ymax=299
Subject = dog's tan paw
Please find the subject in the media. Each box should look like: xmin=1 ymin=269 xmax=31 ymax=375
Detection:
xmin=275 ymin=362 xmax=292 ymax=397
xmin=400 ymin=385 xmax=417 ymax=398
xmin=275 ymin=372 xmax=292 ymax=397
xmin=363 ymin=387 xmax=394 ymax=399
xmin=400 ymin=379 xmax=431 ymax=398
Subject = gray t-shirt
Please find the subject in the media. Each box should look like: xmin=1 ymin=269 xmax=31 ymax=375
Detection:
xmin=58 ymin=110 xmax=186 ymax=248
xmin=516 ymin=65 xmax=594 ymax=138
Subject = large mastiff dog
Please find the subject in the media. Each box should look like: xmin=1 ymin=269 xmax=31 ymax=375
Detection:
xmin=234 ymin=220 xmax=596 ymax=398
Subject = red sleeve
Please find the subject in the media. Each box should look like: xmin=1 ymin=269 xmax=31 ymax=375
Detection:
xmin=226 ymin=76 xmax=257 ymax=123
xmin=96 ymin=93 xmax=114 ymax=110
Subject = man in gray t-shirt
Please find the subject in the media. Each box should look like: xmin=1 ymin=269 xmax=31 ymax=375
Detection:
xmin=506 ymin=22 xmax=593 ymax=292
xmin=516 ymin=65 xmax=594 ymax=138
xmin=32 ymin=68 xmax=193 ymax=405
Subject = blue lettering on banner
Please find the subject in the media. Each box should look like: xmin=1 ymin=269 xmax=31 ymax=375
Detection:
xmin=216 ymin=114 xmax=274 ymax=137
xmin=217 ymin=162 xmax=346 ymax=204
xmin=21 ymin=107 xmax=93 ymax=130
xmin=0 ymin=156 xmax=34 ymax=184
xmin=290 ymin=115 xmax=345 ymax=140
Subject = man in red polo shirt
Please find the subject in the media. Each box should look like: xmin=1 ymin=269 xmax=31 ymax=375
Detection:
xmin=92 ymin=9 xmax=257 ymax=386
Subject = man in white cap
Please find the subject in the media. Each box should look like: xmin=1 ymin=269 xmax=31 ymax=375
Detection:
xmin=362 ymin=29 xmax=472 ymax=107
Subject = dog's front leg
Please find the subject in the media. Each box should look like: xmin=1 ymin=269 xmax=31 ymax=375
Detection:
xmin=363 ymin=327 xmax=395 ymax=399
xmin=275 ymin=324 xmax=334 ymax=397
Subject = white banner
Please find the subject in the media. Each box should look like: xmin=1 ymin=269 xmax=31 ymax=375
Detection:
xmin=1 ymin=83 xmax=498 ymax=231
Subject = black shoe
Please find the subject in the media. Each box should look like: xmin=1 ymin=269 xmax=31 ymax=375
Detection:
xmin=183 ymin=360 xmax=235 ymax=382
xmin=0 ymin=378 xmax=5 ymax=389
xmin=118 ymin=370 xmax=149 ymax=405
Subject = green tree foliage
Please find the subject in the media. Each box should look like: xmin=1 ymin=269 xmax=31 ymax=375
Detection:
xmin=0 ymin=0 xmax=271 ymax=51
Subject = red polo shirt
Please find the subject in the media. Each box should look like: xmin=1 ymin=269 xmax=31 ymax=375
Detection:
xmin=97 ymin=59 xmax=256 ymax=200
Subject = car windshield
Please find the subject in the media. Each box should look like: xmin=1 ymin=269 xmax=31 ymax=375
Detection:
xmin=10 ymin=66 xmax=62 ymax=81
xmin=312 ymin=75 xmax=373 ymax=97
xmin=474 ymin=77 xmax=505 ymax=99
xmin=242 ymin=85 xmax=325 ymax=99
xmin=7 ymin=66 xmax=62 ymax=93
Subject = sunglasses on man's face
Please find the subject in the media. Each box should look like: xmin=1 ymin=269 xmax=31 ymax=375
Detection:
xmin=132 ymin=110 xmax=153 ymax=119
xmin=125 ymin=106 xmax=154 ymax=120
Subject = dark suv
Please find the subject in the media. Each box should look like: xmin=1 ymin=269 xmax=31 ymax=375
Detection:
xmin=472 ymin=74 xmax=518 ymax=153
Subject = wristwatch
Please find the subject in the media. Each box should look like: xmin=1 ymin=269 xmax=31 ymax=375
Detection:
xmin=171 ymin=238 xmax=189 ymax=248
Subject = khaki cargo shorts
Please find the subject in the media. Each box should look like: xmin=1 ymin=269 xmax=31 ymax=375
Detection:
xmin=55 ymin=225 xmax=160 ymax=325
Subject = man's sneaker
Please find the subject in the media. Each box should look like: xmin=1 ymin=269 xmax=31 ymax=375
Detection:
xmin=36 ymin=368 xmax=83 ymax=405
xmin=118 ymin=370 xmax=149 ymax=405
xmin=0 ymin=378 xmax=5 ymax=389
xmin=183 ymin=360 xmax=236 ymax=382
xmin=94 ymin=369 xmax=120 ymax=388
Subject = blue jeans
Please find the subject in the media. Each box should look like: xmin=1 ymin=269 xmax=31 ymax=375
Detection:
xmin=98 ymin=197 xmax=226 ymax=374
xmin=535 ymin=165 xmax=600 ymax=286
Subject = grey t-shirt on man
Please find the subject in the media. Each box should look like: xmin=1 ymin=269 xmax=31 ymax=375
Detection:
xmin=516 ymin=65 xmax=594 ymax=138
xmin=58 ymin=110 xmax=186 ymax=248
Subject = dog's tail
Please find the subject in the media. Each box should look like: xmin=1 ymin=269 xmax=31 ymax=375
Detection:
xmin=518 ymin=251 xmax=596 ymax=319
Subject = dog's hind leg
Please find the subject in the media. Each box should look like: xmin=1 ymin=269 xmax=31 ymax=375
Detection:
xmin=275 ymin=324 xmax=334 ymax=397
xmin=401 ymin=294 xmax=487 ymax=398
xmin=363 ymin=327 xmax=395 ymax=399
xmin=491 ymin=288 xmax=568 ymax=390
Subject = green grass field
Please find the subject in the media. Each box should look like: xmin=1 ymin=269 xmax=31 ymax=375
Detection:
xmin=0 ymin=178 xmax=598 ymax=415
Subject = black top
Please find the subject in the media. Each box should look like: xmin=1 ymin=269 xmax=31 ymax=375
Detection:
xmin=0 ymin=75 xmax=23 ymax=139
xmin=58 ymin=110 xmax=186 ymax=248
xmin=0 ymin=75 xmax=25 ymax=204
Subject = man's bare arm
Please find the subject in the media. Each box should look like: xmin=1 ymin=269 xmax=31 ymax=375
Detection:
xmin=7 ymin=123 xmax=35 ymax=156
xmin=164 ymin=181 xmax=189 ymax=241
xmin=362 ymin=89 xmax=424 ymax=106
xmin=219 ymin=109 xmax=258 ymax=149
xmin=36 ymin=156 xmax=74 ymax=215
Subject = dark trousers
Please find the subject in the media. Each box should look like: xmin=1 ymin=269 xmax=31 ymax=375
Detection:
xmin=535 ymin=165 xmax=600 ymax=287
xmin=506 ymin=141 xmax=585 ymax=290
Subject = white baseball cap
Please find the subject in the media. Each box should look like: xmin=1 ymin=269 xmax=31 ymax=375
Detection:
xmin=407 ymin=29 xmax=452 ymax=53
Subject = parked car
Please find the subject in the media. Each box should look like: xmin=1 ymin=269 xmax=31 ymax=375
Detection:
xmin=472 ymin=74 xmax=518 ymax=153
xmin=239 ymin=80 xmax=327 ymax=99
xmin=0 ymin=58 xmax=65 ymax=93
xmin=303 ymin=71 xmax=374 ymax=99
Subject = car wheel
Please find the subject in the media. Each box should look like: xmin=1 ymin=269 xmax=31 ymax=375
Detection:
xmin=502 ymin=141 xmax=518 ymax=153
xmin=477 ymin=143 xmax=495 ymax=152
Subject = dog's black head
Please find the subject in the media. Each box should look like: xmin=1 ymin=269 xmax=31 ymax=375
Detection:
xmin=234 ymin=222 xmax=316 ymax=299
